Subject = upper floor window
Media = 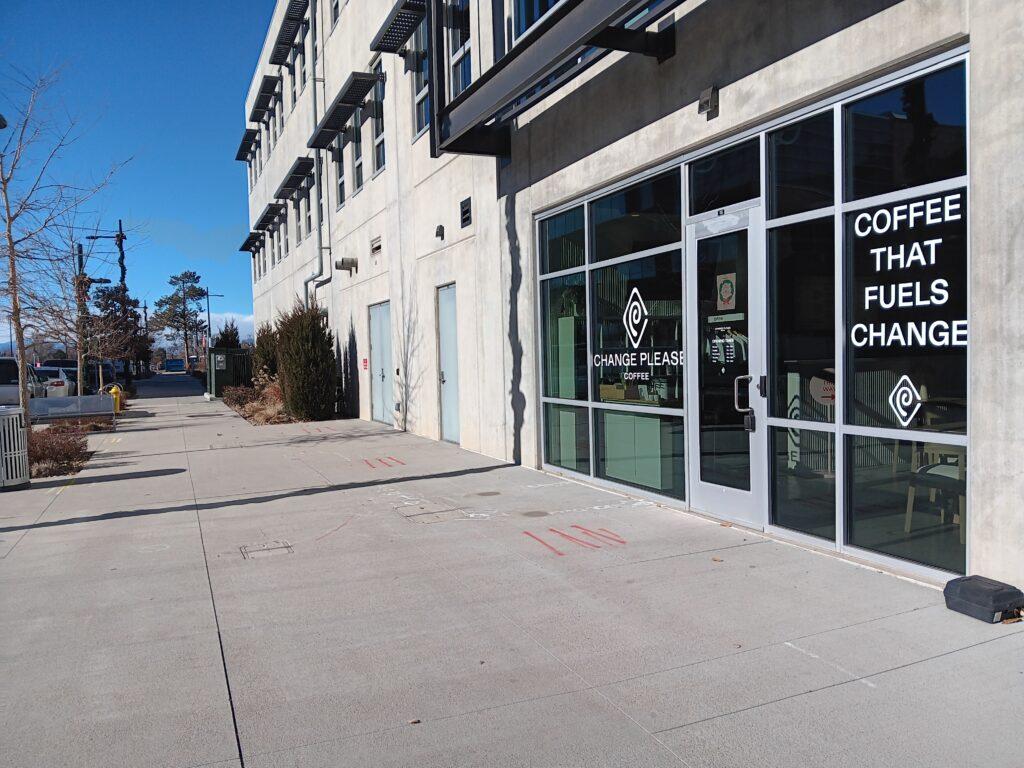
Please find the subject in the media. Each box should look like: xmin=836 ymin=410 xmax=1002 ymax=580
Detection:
xmin=304 ymin=183 xmax=313 ymax=235
xmin=448 ymin=0 xmax=471 ymax=98
xmin=289 ymin=49 xmax=298 ymax=105
xmin=515 ymin=0 xmax=561 ymax=40
xmin=281 ymin=211 xmax=289 ymax=256
xmin=334 ymin=136 xmax=346 ymax=206
xmin=352 ymin=110 xmax=364 ymax=191
xmin=410 ymin=20 xmax=430 ymax=136
xmin=298 ymin=23 xmax=308 ymax=89
xmin=293 ymin=196 xmax=303 ymax=241
xmin=371 ymin=59 xmax=386 ymax=172
xmin=331 ymin=0 xmax=340 ymax=26
xmin=275 ymin=91 xmax=284 ymax=135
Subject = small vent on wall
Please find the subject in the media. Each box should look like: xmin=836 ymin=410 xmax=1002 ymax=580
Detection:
xmin=370 ymin=236 xmax=382 ymax=255
xmin=460 ymin=197 xmax=472 ymax=228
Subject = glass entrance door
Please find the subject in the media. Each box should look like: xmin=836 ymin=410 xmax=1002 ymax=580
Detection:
xmin=686 ymin=208 xmax=767 ymax=526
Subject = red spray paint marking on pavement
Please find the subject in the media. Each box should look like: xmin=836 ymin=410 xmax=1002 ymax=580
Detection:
xmin=377 ymin=457 xmax=394 ymax=467
xmin=363 ymin=459 xmax=376 ymax=469
xmin=571 ymin=525 xmax=627 ymax=545
xmin=523 ymin=531 xmax=565 ymax=556
xmin=387 ymin=456 xmax=406 ymax=465
xmin=548 ymin=528 xmax=600 ymax=549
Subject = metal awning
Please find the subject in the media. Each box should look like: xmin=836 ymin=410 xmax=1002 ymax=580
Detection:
xmin=253 ymin=202 xmax=287 ymax=231
xmin=307 ymin=72 xmax=383 ymax=149
xmin=432 ymin=0 xmax=677 ymax=156
xmin=235 ymin=128 xmax=259 ymax=162
xmin=370 ymin=0 xmax=426 ymax=54
xmin=239 ymin=231 xmax=265 ymax=252
xmin=248 ymin=74 xmax=282 ymax=123
xmin=274 ymin=156 xmax=315 ymax=200
xmin=269 ymin=0 xmax=310 ymax=65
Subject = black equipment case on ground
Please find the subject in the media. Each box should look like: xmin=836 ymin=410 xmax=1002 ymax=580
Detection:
xmin=944 ymin=575 xmax=1024 ymax=623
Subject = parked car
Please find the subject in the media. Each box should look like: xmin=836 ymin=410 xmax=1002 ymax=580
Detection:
xmin=0 ymin=358 xmax=48 ymax=405
xmin=35 ymin=366 xmax=77 ymax=397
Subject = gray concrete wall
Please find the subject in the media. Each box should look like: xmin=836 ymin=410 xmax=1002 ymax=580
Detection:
xmin=967 ymin=0 xmax=1024 ymax=588
xmin=239 ymin=0 xmax=1024 ymax=582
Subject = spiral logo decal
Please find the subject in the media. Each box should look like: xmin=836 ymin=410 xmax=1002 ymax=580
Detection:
xmin=622 ymin=287 xmax=649 ymax=349
xmin=888 ymin=375 xmax=922 ymax=427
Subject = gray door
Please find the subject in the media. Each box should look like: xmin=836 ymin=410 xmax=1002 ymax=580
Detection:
xmin=685 ymin=207 xmax=767 ymax=527
xmin=437 ymin=284 xmax=460 ymax=443
xmin=369 ymin=302 xmax=393 ymax=426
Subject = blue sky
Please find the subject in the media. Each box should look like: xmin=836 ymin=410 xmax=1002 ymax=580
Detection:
xmin=1 ymin=0 xmax=276 ymax=345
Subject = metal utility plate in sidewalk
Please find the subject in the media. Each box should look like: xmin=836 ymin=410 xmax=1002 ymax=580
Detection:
xmin=240 ymin=540 xmax=294 ymax=559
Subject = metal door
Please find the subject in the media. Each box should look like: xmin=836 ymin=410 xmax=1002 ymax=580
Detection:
xmin=369 ymin=302 xmax=393 ymax=426
xmin=685 ymin=207 xmax=767 ymax=527
xmin=437 ymin=284 xmax=460 ymax=443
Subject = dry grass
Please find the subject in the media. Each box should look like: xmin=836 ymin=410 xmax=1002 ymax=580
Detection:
xmin=223 ymin=377 xmax=292 ymax=425
xmin=48 ymin=417 xmax=115 ymax=434
xmin=28 ymin=428 xmax=90 ymax=478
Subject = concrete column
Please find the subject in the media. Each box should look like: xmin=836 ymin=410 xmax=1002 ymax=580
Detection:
xmin=967 ymin=1 xmax=1024 ymax=587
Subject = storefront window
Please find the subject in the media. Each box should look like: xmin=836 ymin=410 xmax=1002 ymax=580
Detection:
xmin=541 ymin=273 xmax=587 ymax=400
xmin=771 ymin=428 xmax=835 ymax=541
xmin=595 ymin=410 xmax=685 ymax=499
xmin=539 ymin=206 xmax=584 ymax=273
xmin=847 ymin=434 xmax=965 ymax=573
xmin=544 ymin=403 xmax=590 ymax=474
xmin=590 ymin=171 xmax=681 ymax=262
xmin=845 ymin=188 xmax=967 ymax=433
xmin=590 ymin=251 xmax=684 ymax=409
xmin=689 ymin=138 xmax=759 ymax=216
xmin=769 ymin=218 xmax=835 ymax=422
xmin=844 ymin=63 xmax=966 ymax=201
xmin=767 ymin=111 xmax=833 ymax=218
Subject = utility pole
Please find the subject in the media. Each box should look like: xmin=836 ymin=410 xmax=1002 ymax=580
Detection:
xmin=180 ymin=278 xmax=190 ymax=365
xmin=143 ymin=302 xmax=148 ymax=332
xmin=75 ymin=243 xmax=86 ymax=398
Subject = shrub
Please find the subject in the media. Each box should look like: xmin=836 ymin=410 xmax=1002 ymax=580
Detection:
xmin=213 ymin=319 xmax=242 ymax=349
xmin=253 ymin=322 xmax=278 ymax=378
xmin=49 ymin=417 xmax=114 ymax=434
xmin=276 ymin=300 xmax=337 ymax=421
xmin=28 ymin=428 xmax=89 ymax=478
xmin=222 ymin=385 xmax=258 ymax=410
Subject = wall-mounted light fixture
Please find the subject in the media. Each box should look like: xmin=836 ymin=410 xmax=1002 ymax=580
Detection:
xmin=435 ymin=225 xmax=445 ymax=240
xmin=698 ymin=86 xmax=719 ymax=120
xmin=335 ymin=257 xmax=358 ymax=274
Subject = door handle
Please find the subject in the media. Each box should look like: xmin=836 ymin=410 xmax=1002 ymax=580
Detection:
xmin=440 ymin=372 xmax=446 ymax=385
xmin=733 ymin=375 xmax=753 ymax=414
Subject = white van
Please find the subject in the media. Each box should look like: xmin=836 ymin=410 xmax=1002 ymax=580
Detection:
xmin=0 ymin=358 xmax=47 ymax=405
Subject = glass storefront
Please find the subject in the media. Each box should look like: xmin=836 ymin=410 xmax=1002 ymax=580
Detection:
xmin=537 ymin=54 xmax=968 ymax=575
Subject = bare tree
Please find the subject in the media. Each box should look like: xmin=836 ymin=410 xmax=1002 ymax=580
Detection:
xmin=0 ymin=70 xmax=123 ymax=413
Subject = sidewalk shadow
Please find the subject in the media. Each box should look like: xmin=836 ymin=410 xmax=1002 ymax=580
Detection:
xmin=0 ymin=464 xmax=510 ymax=533
xmin=28 ymin=468 xmax=186 ymax=490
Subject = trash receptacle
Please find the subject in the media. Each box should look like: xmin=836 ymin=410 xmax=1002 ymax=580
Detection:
xmin=0 ymin=407 xmax=30 ymax=491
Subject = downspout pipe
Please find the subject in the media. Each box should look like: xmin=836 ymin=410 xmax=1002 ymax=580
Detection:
xmin=303 ymin=0 xmax=331 ymax=307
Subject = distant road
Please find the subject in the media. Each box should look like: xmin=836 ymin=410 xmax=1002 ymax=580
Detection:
xmin=135 ymin=372 xmax=206 ymax=399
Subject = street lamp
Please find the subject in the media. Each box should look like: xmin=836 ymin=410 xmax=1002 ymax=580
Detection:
xmin=204 ymin=289 xmax=224 ymax=353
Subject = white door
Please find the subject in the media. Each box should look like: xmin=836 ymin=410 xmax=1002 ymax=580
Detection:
xmin=437 ymin=284 xmax=460 ymax=443
xmin=369 ymin=302 xmax=393 ymax=426
xmin=685 ymin=207 xmax=767 ymax=527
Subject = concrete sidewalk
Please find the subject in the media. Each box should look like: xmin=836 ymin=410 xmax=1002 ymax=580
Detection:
xmin=2 ymin=379 xmax=1022 ymax=768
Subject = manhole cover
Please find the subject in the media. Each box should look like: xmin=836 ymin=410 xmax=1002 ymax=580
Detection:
xmin=240 ymin=540 xmax=293 ymax=559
